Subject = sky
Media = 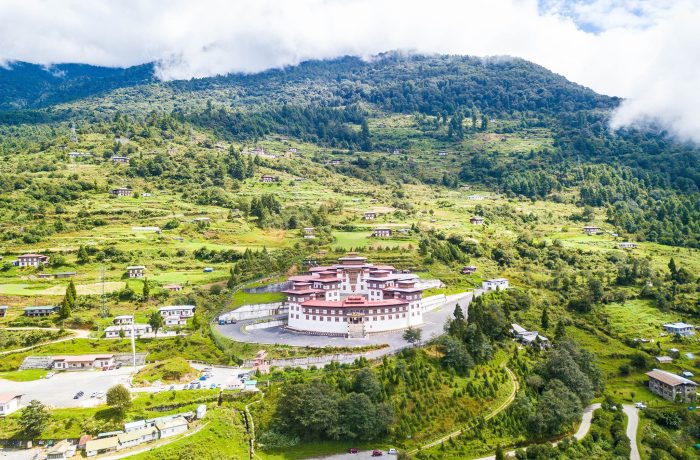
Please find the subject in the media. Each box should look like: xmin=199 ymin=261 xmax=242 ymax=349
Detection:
xmin=0 ymin=0 xmax=698 ymax=142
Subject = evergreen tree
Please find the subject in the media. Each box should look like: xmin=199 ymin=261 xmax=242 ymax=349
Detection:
xmin=77 ymin=245 xmax=89 ymax=264
xmin=149 ymin=310 xmax=164 ymax=337
xmin=541 ymin=306 xmax=550 ymax=330
xmin=142 ymin=278 xmax=150 ymax=301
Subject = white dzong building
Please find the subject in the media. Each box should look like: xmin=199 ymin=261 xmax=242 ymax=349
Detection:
xmin=285 ymin=253 xmax=425 ymax=337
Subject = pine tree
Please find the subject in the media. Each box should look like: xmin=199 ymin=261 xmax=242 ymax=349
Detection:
xmin=77 ymin=245 xmax=89 ymax=264
xmin=142 ymin=278 xmax=150 ymax=301
xmin=541 ymin=306 xmax=550 ymax=330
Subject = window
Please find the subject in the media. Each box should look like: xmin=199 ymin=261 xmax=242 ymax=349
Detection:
xmin=312 ymin=316 xmax=316 ymax=320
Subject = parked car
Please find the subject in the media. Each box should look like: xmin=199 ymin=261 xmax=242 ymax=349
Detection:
xmin=635 ymin=402 xmax=647 ymax=409
xmin=45 ymin=372 xmax=55 ymax=379
xmin=210 ymin=383 xmax=217 ymax=389
xmin=372 ymin=450 xmax=383 ymax=457
xmin=73 ymin=391 xmax=84 ymax=399
xmin=348 ymin=448 xmax=359 ymax=454
xmin=169 ymin=385 xmax=176 ymax=391
xmin=388 ymin=448 xmax=398 ymax=455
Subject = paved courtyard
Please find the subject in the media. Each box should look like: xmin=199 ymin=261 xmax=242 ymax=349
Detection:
xmin=216 ymin=292 xmax=476 ymax=357
xmin=0 ymin=367 xmax=136 ymax=409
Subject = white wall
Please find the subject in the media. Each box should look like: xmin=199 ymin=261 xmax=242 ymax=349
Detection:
xmin=221 ymin=302 xmax=286 ymax=321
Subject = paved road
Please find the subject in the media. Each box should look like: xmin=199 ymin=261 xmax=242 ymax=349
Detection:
xmin=216 ymin=292 xmax=475 ymax=355
xmin=0 ymin=328 xmax=90 ymax=356
xmin=0 ymin=367 xmax=136 ymax=409
xmin=622 ymin=404 xmax=641 ymax=460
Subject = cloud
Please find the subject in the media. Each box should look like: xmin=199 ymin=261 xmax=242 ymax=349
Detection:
xmin=0 ymin=0 xmax=698 ymax=142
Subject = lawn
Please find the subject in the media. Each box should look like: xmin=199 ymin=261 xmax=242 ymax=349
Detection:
xmin=0 ymin=369 xmax=47 ymax=381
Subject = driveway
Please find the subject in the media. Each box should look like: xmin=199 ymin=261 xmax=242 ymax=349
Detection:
xmin=622 ymin=404 xmax=641 ymax=460
xmin=0 ymin=367 xmax=136 ymax=409
xmin=215 ymin=292 xmax=475 ymax=355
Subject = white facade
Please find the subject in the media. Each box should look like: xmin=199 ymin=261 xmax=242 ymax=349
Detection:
xmin=113 ymin=315 xmax=134 ymax=325
xmin=52 ymin=354 xmax=115 ymax=370
xmin=285 ymin=254 xmax=425 ymax=337
xmin=104 ymin=324 xmax=152 ymax=339
xmin=14 ymin=254 xmax=49 ymax=267
xmin=0 ymin=393 xmax=21 ymax=416
xmin=126 ymin=265 xmax=145 ymax=278
xmin=159 ymin=305 xmax=195 ymax=318
xmin=156 ymin=417 xmax=188 ymax=439
xmin=482 ymin=278 xmax=509 ymax=291
xmin=165 ymin=316 xmax=187 ymax=327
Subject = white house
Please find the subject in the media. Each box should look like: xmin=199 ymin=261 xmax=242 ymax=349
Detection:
xmin=13 ymin=253 xmax=50 ymax=267
xmin=373 ymin=228 xmax=392 ymax=237
xmin=126 ymin=265 xmax=145 ymax=278
xmin=117 ymin=427 xmax=158 ymax=450
xmin=583 ymin=226 xmax=601 ymax=235
xmin=663 ymin=322 xmax=694 ymax=337
xmin=165 ymin=316 xmax=187 ymax=327
xmin=619 ymin=242 xmax=638 ymax=249
xmin=124 ymin=420 xmax=146 ymax=433
xmin=363 ymin=212 xmax=377 ymax=220
xmin=24 ymin=305 xmax=57 ymax=317
xmin=482 ymin=278 xmax=509 ymax=291
xmin=85 ymin=437 xmax=119 ymax=457
xmin=159 ymin=305 xmax=195 ymax=318
xmin=113 ymin=315 xmax=134 ymax=325
xmin=46 ymin=440 xmax=77 ymax=460
xmin=156 ymin=417 xmax=188 ymax=439
xmin=52 ymin=354 xmax=115 ymax=370
xmin=0 ymin=393 xmax=22 ymax=416
xmin=104 ymin=324 xmax=152 ymax=339
xmin=470 ymin=216 xmax=485 ymax=225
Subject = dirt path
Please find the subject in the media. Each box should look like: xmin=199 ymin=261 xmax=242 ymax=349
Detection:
xmin=622 ymin=404 xmax=641 ymax=460
xmin=0 ymin=327 xmax=91 ymax=356
xmin=409 ymin=365 xmax=519 ymax=454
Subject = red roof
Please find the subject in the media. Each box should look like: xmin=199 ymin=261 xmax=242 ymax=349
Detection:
xmin=283 ymin=289 xmax=322 ymax=295
xmin=0 ymin=393 xmax=21 ymax=404
xmin=302 ymin=297 xmax=408 ymax=308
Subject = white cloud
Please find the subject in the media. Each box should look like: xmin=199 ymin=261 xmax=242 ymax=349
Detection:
xmin=0 ymin=0 xmax=698 ymax=142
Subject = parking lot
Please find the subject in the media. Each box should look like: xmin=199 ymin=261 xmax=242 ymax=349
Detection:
xmin=131 ymin=364 xmax=252 ymax=393
xmin=0 ymin=367 xmax=136 ymax=408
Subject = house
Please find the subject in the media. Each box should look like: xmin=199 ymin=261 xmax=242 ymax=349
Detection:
xmin=24 ymin=305 xmax=57 ymax=317
xmin=0 ymin=393 xmax=22 ymax=416
xmin=156 ymin=416 xmax=188 ymax=439
xmin=260 ymin=175 xmax=279 ymax=183
xmin=655 ymin=356 xmax=673 ymax=364
xmin=193 ymin=217 xmax=211 ymax=223
xmin=288 ymin=147 xmax=298 ymax=154
xmin=117 ymin=427 xmax=158 ymax=450
xmin=163 ymin=284 xmax=183 ymax=292
xmin=113 ymin=315 xmax=134 ymax=325
xmin=253 ymin=350 xmax=270 ymax=375
xmin=303 ymin=227 xmax=316 ymax=239
xmin=13 ymin=253 xmax=50 ymax=267
xmin=85 ymin=437 xmax=119 ymax=457
xmin=682 ymin=371 xmax=694 ymax=378
xmin=52 ymin=354 xmax=115 ymax=370
xmin=226 ymin=378 xmax=245 ymax=391
xmin=510 ymin=323 xmax=528 ymax=336
xmin=330 ymin=159 xmax=342 ymax=165
xmin=373 ymin=228 xmax=392 ymax=237
xmin=111 ymin=156 xmax=130 ymax=164
xmin=517 ymin=331 xmax=550 ymax=349
xmin=124 ymin=420 xmax=146 ymax=432
xmin=363 ymin=212 xmax=377 ymax=220
xmin=663 ymin=322 xmax=694 ymax=336
xmin=670 ymin=348 xmax=680 ymax=358
xmin=46 ymin=440 xmax=77 ymax=459
xmin=460 ymin=266 xmax=477 ymax=275
xmin=126 ymin=265 xmax=145 ymax=278
xmin=619 ymin=242 xmax=638 ymax=249
xmin=68 ymin=151 xmax=90 ymax=159
xmin=159 ymin=305 xmax=195 ymax=318
xmin=646 ymin=369 xmax=697 ymax=402
xmin=0 ymin=306 xmax=7 ymax=317
xmin=243 ymin=380 xmax=259 ymax=392
xmin=104 ymin=324 xmax=152 ymax=339
xmin=77 ymin=435 xmax=93 ymax=452
xmin=141 ymin=192 xmax=152 ymax=197
xmin=437 ymin=151 xmax=448 ymax=156
xmin=392 ymin=149 xmax=401 ymax=155
xmin=203 ymin=267 xmax=214 ymax=273
xmin=470 ymin=216 xmax=485 ymax=225
xmin=482 ymin=278 xmax=509 ymax=291
xmin=583 ymin=226 xmax=601 ymax=235
xmin=467 ymin=195 xmax=484 ymax=201
xmin=110 ymin=187 xmax=132 ymax=197
xmin=164 ymin=316 xmax=186 ymax=327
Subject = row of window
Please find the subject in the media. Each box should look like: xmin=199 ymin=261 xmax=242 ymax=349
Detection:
xmin=295 ymin=314 xmax=409 ymax=322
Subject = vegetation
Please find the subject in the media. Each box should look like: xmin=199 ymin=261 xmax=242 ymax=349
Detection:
xmin=133 ymin=357 xmax=198 ymax=386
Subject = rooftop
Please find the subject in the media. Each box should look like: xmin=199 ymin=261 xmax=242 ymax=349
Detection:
xmin=0 ymin=393 xmax=22 ymax=404
xmin=646 ymin=369 xmax=697 ymax=387
xmin=302 ymin=297 xmax=409 ymax=308
xmin=85 ymin=436 xmax=119 ymax=452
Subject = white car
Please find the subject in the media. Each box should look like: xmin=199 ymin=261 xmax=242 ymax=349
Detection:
xmin=388 ymin=448 xmax=398 ymax=455
xmin=45 ymin=372 xmax=55 ymax=379
xmin=91 ymin=391 xmax=106 ymax=399
xmin=634 ymin=402 xmax=647 ymax=409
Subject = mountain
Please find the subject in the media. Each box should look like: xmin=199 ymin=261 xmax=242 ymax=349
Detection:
xmin=0 ymin=54 xmax=615 ymax=115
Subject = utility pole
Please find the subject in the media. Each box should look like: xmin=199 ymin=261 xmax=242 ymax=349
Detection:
xmin=131 ymin=322 xmax=137 ymax=371
xmin=100 ymin=265 xmax=108 ymax=318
